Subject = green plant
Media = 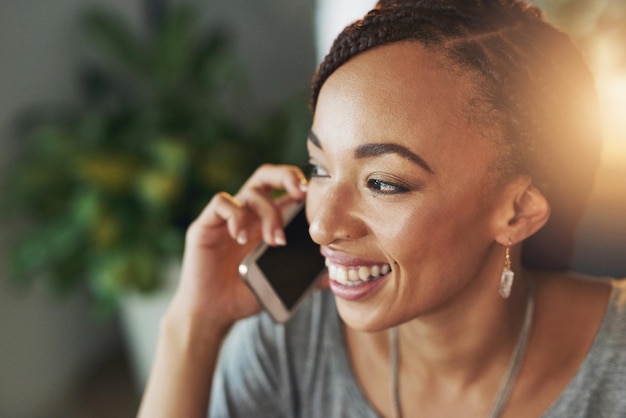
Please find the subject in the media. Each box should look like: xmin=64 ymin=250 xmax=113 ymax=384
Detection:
xmin=1 ymin=3 xmax=310 ymax=314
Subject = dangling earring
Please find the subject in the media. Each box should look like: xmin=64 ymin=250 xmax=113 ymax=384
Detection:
xmin=499 ymin=243 xmax=514 ymax=298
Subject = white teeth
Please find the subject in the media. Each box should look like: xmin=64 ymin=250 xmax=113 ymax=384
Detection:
xmin=371 ymin=265 xmax=380 ymax=277
xmin=328 ymin=264 xmax=336 ymax=279
xmin=336 ymin=267 xmax=348 ymax=284
xmin=327 ymin=260 xmax=392 ymax=285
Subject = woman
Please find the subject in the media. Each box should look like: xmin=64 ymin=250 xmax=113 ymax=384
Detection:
xmin=139 ymin=1 xmax=626 ymax=417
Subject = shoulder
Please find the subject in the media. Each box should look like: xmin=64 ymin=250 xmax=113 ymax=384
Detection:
xmin=532 ymin=271 xmax=613 ymax=343
xmin=538 ymin=275 xmax=626 ymax=416
xmin=533 ymin=271 xmax=613 ymax=328
xmin=532 ymin=272 xmax=623 ymax=364
xmin=611 ymin=278 xmax=626 ymax=315
xmin=535 ymin=272 xmax=626 ymax=331
xmin=596 ymin=278 xmax=626 ymax=353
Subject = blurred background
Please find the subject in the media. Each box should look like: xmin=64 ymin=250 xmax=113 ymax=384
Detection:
xmin=0 ymin=1 xmax=623 ymax=417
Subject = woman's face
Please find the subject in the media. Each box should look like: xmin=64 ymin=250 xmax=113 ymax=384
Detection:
xmin=306 ymin=42 xmax=510 ymax=331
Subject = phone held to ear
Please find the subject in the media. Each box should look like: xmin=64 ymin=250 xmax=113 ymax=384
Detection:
xmin=238 ymin=202 xmax=326 ymax=323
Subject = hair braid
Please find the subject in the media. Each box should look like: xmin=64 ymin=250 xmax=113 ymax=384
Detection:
xmin=310 ymin=0 xmax=602 ymax=270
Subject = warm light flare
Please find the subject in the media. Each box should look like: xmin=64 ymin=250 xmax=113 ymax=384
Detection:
xmin=591 ymin=36 xmax=626 ymax=170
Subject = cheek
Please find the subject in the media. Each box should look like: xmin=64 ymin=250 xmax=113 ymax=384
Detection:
xmin=360 ymin=205 xmax=428 ymax=271
xmin=376 ymin=196 xmax=495 ymax=274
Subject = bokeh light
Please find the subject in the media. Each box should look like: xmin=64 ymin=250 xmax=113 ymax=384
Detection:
xmin=594 ymin=35 xmax=626 ymax=169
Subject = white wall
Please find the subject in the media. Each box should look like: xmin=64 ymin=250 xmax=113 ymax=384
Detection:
xmin=314 ymin=0 xmax=377 ymax=62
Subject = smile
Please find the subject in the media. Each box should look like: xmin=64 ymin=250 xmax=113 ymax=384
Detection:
xmin=325 ymin=258 xmax=391 ymax=287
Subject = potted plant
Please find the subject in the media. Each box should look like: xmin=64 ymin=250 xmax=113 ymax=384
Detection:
xmin=1 ymin=2 xmax=309 ymax=388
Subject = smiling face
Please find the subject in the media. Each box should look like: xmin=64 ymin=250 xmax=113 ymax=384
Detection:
xmin=306 ymin=42 xmax=514 ymax=331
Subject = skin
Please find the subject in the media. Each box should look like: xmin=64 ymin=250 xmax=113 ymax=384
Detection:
xmin=138 ymin=165 xmax=309 ymax=418
xmin=307 ymin=42 xmax=611 ymax=417
xmin=139 ymin=42 xmax=612 ymax=418
xmin=307 ymin=41 xmax=516 ymax=331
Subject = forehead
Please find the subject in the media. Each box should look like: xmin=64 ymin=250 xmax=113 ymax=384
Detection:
xmin=316 ymin=41 xmax=479 ymax=136
xmin=312 ymin=41 xmax=496 ymax=174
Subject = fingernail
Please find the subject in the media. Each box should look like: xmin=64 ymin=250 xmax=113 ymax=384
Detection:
xmin=236 ymin=230 xmax=248 ymax=245
xmin=299 ymin=181 xmax=308 ymax=192
xmin=274 ymin=230 xmax=286 ymax=246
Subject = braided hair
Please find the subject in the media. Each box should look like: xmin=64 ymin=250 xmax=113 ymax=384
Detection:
xmin=311 ymin=0 xmax=602 ymax=271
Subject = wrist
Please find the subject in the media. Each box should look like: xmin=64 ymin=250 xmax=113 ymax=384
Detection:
xmin=140 ymin=303 xmax=231 ymax=418
xmin=160 ymin=303 xmax=233 ymax=356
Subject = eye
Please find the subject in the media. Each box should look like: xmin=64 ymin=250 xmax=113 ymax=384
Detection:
xmin=366 ymin=178 xmax=409 ymax=195
xmin=307 ymin=163 xmax=329 ymax=179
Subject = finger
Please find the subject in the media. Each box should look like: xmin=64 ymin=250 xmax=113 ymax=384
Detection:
xmin=236 ymin=165 xmax=307 ymax=246
xmin=190 ymin=192 xmax=249 ymax=246
xmin=239 ymin=190 xmax=286 ymax=246
xmin=240 ymin=164 xmax=307 ymax=201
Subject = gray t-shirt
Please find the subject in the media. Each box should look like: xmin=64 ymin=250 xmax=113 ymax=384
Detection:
xmin=210 ymin=280 xmax=626 ymax=417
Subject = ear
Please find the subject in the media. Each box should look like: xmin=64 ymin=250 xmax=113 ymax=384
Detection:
xmin=495 ymin=177 xmax=551 ymax=246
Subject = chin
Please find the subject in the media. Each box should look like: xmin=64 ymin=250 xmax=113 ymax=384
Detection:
xmin=335 ymin=298 xmax=398 ymax=332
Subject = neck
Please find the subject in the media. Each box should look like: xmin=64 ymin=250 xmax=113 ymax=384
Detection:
xmin=397 ymin=262 xmax=530 ymax=390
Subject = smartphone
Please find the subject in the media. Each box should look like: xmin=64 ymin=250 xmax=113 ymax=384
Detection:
xmin=238 ymin=202 xmax=326 ymax=323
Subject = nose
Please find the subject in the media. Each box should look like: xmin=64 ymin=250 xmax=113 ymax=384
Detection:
xmin=307 ymin=182 xmax=365 ymax=246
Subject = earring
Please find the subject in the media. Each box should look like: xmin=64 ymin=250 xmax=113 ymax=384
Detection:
xmin=499 ymin=244 xmax=514 ymax=298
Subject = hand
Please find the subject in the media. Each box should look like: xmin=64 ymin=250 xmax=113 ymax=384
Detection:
xmin=167 ymin=164 xmax=308 ymax=330
xmin=139 ymin=164 xmax=308 ymax=418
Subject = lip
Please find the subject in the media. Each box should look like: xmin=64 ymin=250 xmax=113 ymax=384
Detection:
xmin=328 ymin=273 xmax=388 ymax=301
xmin=320 ymin=246 xmax=387 ymax=268
xmin=321 ymin=247 xmax=391 ymax=301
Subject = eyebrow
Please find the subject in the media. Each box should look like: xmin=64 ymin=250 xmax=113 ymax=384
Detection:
xmin=307 ymin=130 xmax=434 ymax=174
xmin=307 ymin=131 xmax=322 ymax=149
xmin=355 ymin=143 xmax=434 ymax=174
